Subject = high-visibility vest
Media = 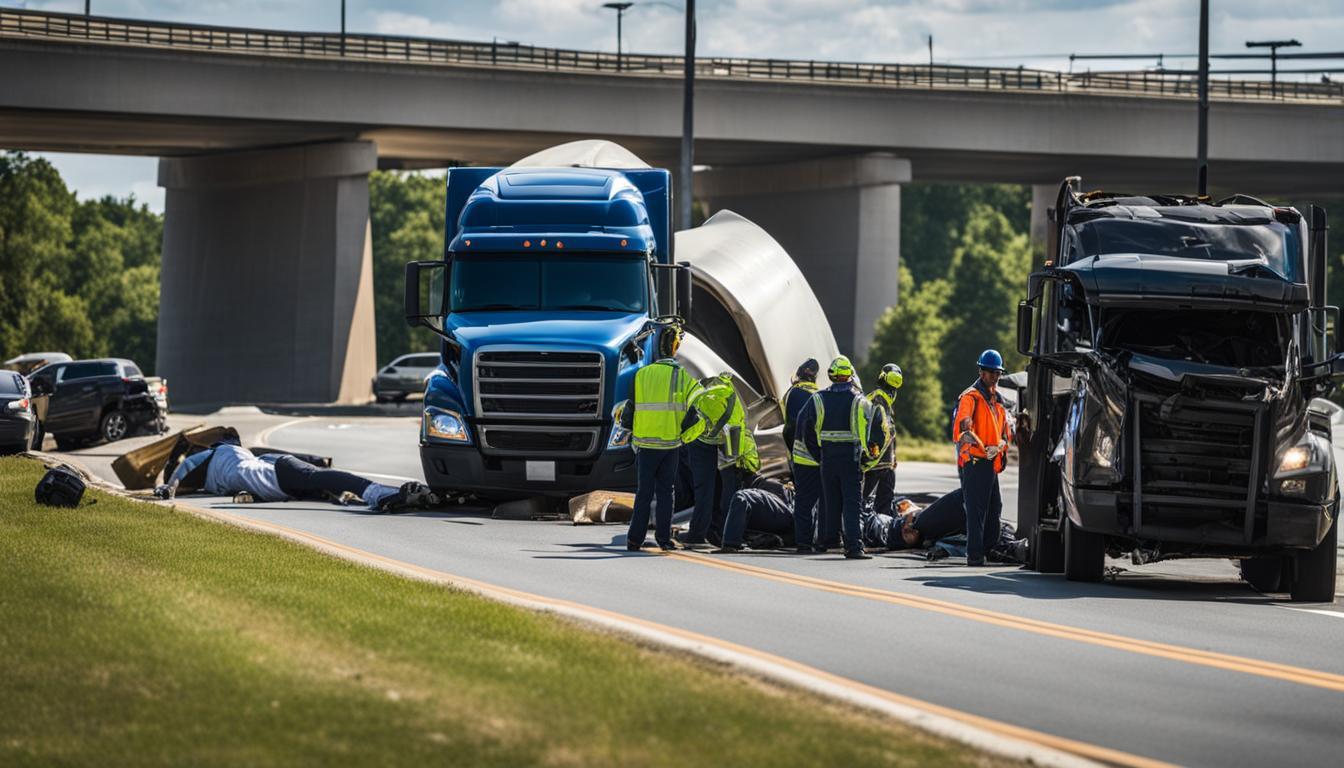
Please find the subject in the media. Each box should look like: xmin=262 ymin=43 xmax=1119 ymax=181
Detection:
xmin=864 ymin=387 xmax=897 ymax=471
xmin=721 ymin=427 xmax=761 ymax=473
xmin=690 ymin=382 xmax=741 ymax=446
xmin=632 ymin=360 xmax=701 ymax=449
xmin=812 ymin=391 xmax=873 ymax=446
xmin=953 ymin=384 xmax=1009 ymax=471
xmin=783 ymin=382 xmax=820 ymax=468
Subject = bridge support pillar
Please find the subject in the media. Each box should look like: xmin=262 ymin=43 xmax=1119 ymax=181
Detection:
xmin=157 ymin=141 xmax=379 ymax=406
xmin=697 ymin=154 xmax=911 ymax=359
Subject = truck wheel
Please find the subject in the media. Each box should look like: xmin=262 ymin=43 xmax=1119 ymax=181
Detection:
xmin=1033 ymin=524 xmax=1065 ymax=574
xmin=1290 ymin=512 xmax=1338 ymax=603
xmin=100 ymin=410 xmax=129 ymax=443
xmin=1239 ymin=556 xmax=1284 ymax=593
xmin=1064 ymin=517 xmax=1106 ymax=582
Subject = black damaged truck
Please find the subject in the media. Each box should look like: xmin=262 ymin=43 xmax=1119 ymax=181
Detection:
xmin=1016 ymin=179 xmax=1339 ymax=601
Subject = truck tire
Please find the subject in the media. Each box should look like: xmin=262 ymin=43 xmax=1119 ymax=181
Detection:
xmin=1064 ymin=517 xmax=1106 ymax=582
xmin=1033 ymin=524 xmax=1065 ymax=574
xmin=1290 ymin=513 xmax=1338 ymax=603
xmin=100 ymin=410 xmax=129 ymax=443
xmin=1239 ymin=556 xmax=1284 ymax=593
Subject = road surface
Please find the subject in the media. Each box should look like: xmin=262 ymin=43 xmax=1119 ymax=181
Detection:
xmin=58 ymin=411 xmax=1344 ymax=767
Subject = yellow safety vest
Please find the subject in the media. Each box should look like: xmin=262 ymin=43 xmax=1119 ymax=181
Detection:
xmin=813 ymin=392 xmax=873 ymax=445
xmin=864 ymin=388 xmax=896 ymax=472
xmin=785 ymin=382 xmax=820 ymax=468
xmin=632 ymin=360 xmax=702 ymax=449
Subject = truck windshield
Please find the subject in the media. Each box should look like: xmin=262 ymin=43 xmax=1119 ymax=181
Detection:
xmin=449 ymin=253 xmax=648 ymax=313
xmin=1076 ymin=218 xmax=1301 ymax=281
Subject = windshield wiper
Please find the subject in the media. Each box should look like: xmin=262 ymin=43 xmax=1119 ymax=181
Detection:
xmin=553 ymin=304 xmax=630 ymax=311
xmin=456 ymin=304 xmax=531 ymax=311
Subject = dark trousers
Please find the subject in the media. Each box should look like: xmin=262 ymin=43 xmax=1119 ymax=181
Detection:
xmin=819 ymin=445 xmax=864 ymax=554
xmin=792 ymin=462 xmax=823 ymax=548
xmin=722 ymin=488 xmax=795 ymax=548
xmin=960 ymin=459 xmax=1003 ymax=564
xmin=274 ymin=455 xmax=372 ymax=500
xmin=629 ymin=447 xmax=679 ymax=547
xmin=687 ymin=440 xmax=736 ymax=543
xmin=863 ymin=466 xmax=896 ymax=518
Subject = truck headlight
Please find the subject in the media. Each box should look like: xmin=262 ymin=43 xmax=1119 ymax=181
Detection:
xmin=1278 ymin=445 xmax=1311 ymax=474
xmin=1275 ymin=433 xmax=1329 ymax=479
xmin=423 ymin=407 xmax=470 ymax=444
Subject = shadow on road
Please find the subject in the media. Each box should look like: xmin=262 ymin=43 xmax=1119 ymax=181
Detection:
xmin=908 ymin=569 xmax=1276 ymax=605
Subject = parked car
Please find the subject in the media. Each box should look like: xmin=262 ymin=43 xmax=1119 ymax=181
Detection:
xmin=3 ymin=351 xmax=71 ymax=376
xmin=28 ymin=358 xmax=165 ymax=449
xmin=372 ymin=353 xmax=439 ymax=402
xmin=0 ymin=371 xmax=38 ymax=454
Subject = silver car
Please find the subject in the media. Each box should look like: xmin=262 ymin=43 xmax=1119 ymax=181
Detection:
xmin=372 ymin=353 xmax=440 ymax=402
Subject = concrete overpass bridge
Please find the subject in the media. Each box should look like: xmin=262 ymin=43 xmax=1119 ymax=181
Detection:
xmin=3 ymin=8 xmax=1342 ymax=404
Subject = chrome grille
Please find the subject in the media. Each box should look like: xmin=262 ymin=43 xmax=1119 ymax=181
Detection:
xmin=473 ymin=348 xmax=604 ymax=421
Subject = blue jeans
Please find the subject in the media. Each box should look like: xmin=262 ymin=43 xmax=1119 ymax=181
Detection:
xmin=819 ymin=445 xmax=864 ymax=554
xmin=722 ymin=488 xmax=794 ymax=548
xmin=687 ymin=440 xmax=736 ymax=543
xmin=628 ymin=447 xmax=678 ymax=547
xmin=791 ymin=462 xmax=823 ymax=548
xmin=960 ymin=458 xmax=1002 ymax=564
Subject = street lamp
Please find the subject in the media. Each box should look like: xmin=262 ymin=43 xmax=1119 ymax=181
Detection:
xmin=1245 ymin=38 xmax=1301 ymax=98
xmin=602 ymin=2 xmax=634 ymax=71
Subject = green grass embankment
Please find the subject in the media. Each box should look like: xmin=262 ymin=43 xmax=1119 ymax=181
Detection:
xmin=0 ymin=456 xmax=1013 ymax=767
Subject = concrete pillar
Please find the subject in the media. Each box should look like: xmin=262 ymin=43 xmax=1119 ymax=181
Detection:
xmin=157 ymin=141 xmax=379 ymax=406
xmin=696 ymin=154 xmax=911 ymax=359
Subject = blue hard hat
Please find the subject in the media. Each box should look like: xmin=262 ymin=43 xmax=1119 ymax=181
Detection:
xmin=977 ymin=349 xmax=1006 ymax=372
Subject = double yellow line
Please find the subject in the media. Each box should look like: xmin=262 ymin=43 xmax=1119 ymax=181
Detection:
xmin=669 ymin=551 xmax=1344 ymax=694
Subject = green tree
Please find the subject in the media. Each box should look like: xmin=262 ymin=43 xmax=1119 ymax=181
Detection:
xmin=863 ymin=266 xmax=953 ymax=440
xmin=0 ymin=153 xmax=76 ymax=358
xmin=939 ymin=204 xmax=1033 ymax=407
xmin=370 ymin=170 xmax=446 ymax=363
xmin=901 ymin=183 xmax=1031 ymax=285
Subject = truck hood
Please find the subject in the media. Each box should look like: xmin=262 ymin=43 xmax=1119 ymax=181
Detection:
xmin=447 ymin=311 xmax=648 ymax=358
xmin=1066 ymin=253 xmax=1309 ymax=309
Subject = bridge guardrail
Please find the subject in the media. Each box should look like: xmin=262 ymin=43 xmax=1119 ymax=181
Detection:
xmin=3 ymin=8 xmax=1341 ymax=104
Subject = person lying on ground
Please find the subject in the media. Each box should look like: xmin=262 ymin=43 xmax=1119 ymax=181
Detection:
xmin=154 ymin=441 xmax=438 ymax=513
xmin=861 ymin=489 xmax=1028 ymax=563
xmin=717 ymin=484 xmax=798 ymax=552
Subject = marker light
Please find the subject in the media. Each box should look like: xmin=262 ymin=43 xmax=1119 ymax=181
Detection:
xmin=464 ymin=240 xmax=471 ymax=246
xmin=556 ymin=241 xmax=564 ymax=249
xmin=523 ymin=240 xmax=531 ymax=248
xmin=540 ymin=239 xmax=547 ymax=247
xmin=621 ymin=239 xmax=628 ymax=246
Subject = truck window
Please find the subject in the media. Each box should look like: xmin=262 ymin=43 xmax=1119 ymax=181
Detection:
xmin=1075 ymin=218 xmax=1301 ymax=281
xmin=450 ymin=253 xmax=648 ymax=313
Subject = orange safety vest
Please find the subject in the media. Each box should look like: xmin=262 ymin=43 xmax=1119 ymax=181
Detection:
xmin=953 ymin=385 xmax=1010 ymax=472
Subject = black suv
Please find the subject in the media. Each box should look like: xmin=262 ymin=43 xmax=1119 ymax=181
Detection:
xmin=28 ymin=358 xmax=165 ymax=450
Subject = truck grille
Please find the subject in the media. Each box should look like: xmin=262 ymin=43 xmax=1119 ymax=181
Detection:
xmin=474 ymin=348 xmax=604 ymax=421
xmin=1132 ymin=396 xmax=1265 ymax=543
xmin=478 ymin=426 xmax=600 ymax=456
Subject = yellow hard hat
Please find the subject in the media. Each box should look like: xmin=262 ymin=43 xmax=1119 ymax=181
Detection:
xmin=828 ymin=355 xmax=854 ymax=381
xmin=880 ymin=363 xmax=904 ymax=389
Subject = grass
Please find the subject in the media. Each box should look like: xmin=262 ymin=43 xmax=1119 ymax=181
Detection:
xmin=0 ymin=456 xmax=1014 ymax=768
xmin=896 ymin=436 xmax=958 ymax=464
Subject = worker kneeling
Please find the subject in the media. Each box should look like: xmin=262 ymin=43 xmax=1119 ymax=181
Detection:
xmin=799 ymin=356 xmax=887 ymax=560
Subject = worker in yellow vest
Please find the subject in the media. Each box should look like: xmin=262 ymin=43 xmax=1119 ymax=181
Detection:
xmin=626 ymin=325 xmax=703 ymax=551
xmin=863 ymin=363 xmax=902 ymax=517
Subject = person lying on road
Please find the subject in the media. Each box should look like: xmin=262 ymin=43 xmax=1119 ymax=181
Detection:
xmin=154 ymin=441 xmax=438 ymax=513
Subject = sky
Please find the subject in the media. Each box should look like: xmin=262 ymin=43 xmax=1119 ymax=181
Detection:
xmin=10 ymin=0 xmax=1344 ymax=212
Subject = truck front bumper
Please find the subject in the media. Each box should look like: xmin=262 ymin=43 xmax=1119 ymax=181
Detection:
xmin=420 ymin=442 xmax=638 ymax=498
xmin=1072 ymin=487 xmax=1335 ymax=552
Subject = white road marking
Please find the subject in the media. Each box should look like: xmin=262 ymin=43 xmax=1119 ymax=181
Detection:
xmin=1278 ymin=606 xmax=1344 ymax=619
xmin=254 ymin=417 xmax=310 ymax=447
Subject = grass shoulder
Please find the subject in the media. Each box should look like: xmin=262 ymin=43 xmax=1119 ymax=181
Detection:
xmin=0 ymin=456 xmax=1015 ymax=768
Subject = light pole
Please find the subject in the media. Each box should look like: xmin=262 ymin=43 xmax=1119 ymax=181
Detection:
xmin=340 ymin=0 xmax=346 ymax=56
xmin=680 ymin=0 xmax=695 ymax=232
xmin=602 ymin=2 xmax=633 ymax=71
xmin=1246 ymin=38 xmax=1301 ymax=97
xmin=1196 ymin=0 xmax=1208 ymax=195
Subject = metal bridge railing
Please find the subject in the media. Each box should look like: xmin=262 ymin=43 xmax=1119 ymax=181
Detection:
xmin=3 ymin=8 xmax=1341 ymax=104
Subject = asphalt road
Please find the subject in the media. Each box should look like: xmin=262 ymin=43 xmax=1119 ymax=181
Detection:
xmin=59 ymin=411 xmax=1344 ymax=768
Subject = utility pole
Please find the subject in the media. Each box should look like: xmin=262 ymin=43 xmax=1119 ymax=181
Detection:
xmin=1246 ymin=38 xmax=1302 ymax=98
xmin=679 ymin=0 xmax=695 ymax=232
xmin=1197 ymin=0 xmax=1209 ymax=196
xmin=340 ymin=0 xmax=346 ymax=56
xmin=928 ymin=34 xmax=934 ymax=88
xmin=602 ymin=3 xmax=633 ymax=71
xmin=84 ymin=1 xmax=90 ymax=16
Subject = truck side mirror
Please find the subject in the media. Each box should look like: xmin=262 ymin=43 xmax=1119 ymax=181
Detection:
xmin=405 ymin=261 xmax=446 ymax=331
xmin=1310 ymin=305 xmax=1343 ymax=358
xmin=1017 ymin=301 xmax=1037 ymax=357
xmin=676 ymin=263 xmax=693 ymax=322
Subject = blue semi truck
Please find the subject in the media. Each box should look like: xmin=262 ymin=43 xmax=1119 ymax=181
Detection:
xmin=404 ymin=163 xmax=692 ymax=498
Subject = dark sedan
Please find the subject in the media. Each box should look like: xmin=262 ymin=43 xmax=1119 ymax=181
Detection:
xmin=0 ymin=372 xmax=38 ymax=454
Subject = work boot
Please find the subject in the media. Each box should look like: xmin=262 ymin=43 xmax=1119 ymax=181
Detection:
xmin=844 ymin=549 xmax=873 ymax=560
xmin=627 ymin=541 xmax=645 ymax=552
xmin=715 ymin=544 xmax=745 ymax=554
xmin=658 ymin=540 xmax=680 ymax=552
xmin=795 ymin=545 xmax=813 ymax=554
xmin=376 ymin=482 xmax=439 ymax=513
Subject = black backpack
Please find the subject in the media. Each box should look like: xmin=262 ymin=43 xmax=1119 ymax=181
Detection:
xmin=35 ymin=465 xmax=88 ymax=508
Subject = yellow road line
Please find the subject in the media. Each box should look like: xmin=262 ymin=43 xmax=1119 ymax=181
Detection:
xmin=668 ymin=551 xmax=1344 ymax=694
xmin=181 ymin=503 xmax=1170 ymax=768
